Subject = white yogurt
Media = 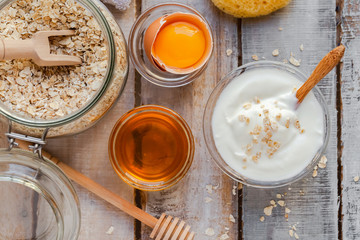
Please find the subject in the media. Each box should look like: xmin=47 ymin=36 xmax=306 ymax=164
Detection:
xmin=212 ymin=68 xmax=324 ymax=182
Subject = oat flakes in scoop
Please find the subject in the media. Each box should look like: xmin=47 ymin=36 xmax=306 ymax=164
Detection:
xmin=0 ymin=0 xmax=108 ymax=120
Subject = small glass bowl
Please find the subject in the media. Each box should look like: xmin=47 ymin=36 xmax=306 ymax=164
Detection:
xmin=129 ymin=3 xmax=213 ymax=87
xmin=203 ymin=61 xmax=330 ymax=188
xmin=108 ymin=105 xmax=195 ymax=191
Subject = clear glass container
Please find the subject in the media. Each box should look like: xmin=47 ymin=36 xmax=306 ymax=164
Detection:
xmin=203 ymin=61 xmax=330 ymax=188
xmin=0 ymin=148 xmax=80 ymax=240
xmin=108 ymin=105 xmax=195 ymax=191
xmin=0 ymin=0 xmax=128 ymax=137
xmin=129 ymin=3 xmax=213 ymax=87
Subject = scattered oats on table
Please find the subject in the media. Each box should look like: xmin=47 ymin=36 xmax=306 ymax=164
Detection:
xmin=219 ymin=233 xmax=230 ymax=240
xmin=318 ymin=155 xmax=327 ymax=168
xmin=205 ymin=228 xmax=215 ymax=236
xmin=300 ymin=44 xmax=304 ymax=51
xmin=252 ymin=54 xmax=259 ymax=61
xmin=206 ymin=184 xmax=213 ymax=194
xmin=285 ymin=207 xmax=291 ymax=214
xmin=289 ymin=54 xmax=301 ymax=67
xmin=229 ymin=214 xmax=235 ymax=223
xmin=312 ymin=165 xmax=318 ymax=178
xmin=226 ymin=49 xmax=233 ymax=56
xmin=354 ymin=176 xmax=359 ymax=182
xmin=259 ymin=216 xmax=265 ymax=222
xmin=277 ymin=200 xmax=285 ymax=207
xmin=272 ymin=49 xmax=280 ymax=56
xmin=264 ymin=206 xmax=273 ymax=216
xmin=105 ymin=226 xmax=114 ymax=235
xmin=232 ymin=184 xmax=237 ymax=195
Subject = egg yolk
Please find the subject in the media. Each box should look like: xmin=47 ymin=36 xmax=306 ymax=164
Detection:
xmin=152 ymin=22 xmax=206 ymax=69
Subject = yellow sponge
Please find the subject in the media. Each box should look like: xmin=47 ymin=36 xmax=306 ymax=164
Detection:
xmin=211 ymin=0 xmax=291 ymax=18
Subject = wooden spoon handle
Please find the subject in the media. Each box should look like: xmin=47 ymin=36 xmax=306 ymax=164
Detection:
xmin=0 ymin=39 xmax=35 ymax=60
xmin=296 ymin=45 xmax=345 ymax=103
xmin=16 ymin=140 xmax=158 ymax=229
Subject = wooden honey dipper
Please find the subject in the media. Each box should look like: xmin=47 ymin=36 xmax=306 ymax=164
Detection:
xmin=16 ymin=140 xmax=195 ymax=240
xmin=296 ymin=45 xmax=345 ymax=103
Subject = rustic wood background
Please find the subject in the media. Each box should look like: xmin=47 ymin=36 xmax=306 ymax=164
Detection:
xmin=2 ymin=0 xmax=359 ymax=239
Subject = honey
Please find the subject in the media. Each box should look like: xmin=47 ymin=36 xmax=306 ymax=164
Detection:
xmin=109 ymin=105 xmax=194 ymax=191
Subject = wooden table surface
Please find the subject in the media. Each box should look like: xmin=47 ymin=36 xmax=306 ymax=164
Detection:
xmin=5 ymin=0 xmax=359 ymax=239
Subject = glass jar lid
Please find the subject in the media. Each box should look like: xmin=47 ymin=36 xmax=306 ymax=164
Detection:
xmin=0 ymin=148 xmax=80 ymax=240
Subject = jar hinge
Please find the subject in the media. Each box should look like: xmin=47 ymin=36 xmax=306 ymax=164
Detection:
xmin=6 ymin=121 xmax=49 ymax=160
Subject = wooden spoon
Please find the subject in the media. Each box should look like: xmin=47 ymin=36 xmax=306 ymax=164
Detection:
xmin=296 ymin=45 xmax=345 ymax=103
xmin=16 ymin=140 xmax=195 ymax=240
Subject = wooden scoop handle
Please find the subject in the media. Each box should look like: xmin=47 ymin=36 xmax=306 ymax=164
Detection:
xmin=16 ymin=139 xmax=158 ymax=229
xmin=296 ymin=45 xmax=345 ymax=103
xmin=0 ymin=30 xmax=81 ymax=66
xmin=0 ymin=39 xmax=35 ymax=60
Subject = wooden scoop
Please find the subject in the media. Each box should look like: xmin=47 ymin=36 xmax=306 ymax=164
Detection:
xmin=16 ymin=139 xmax=195 ymax=240
xmin=296 ymin=45 xmax=345 ymax=103
xmin=0 ymin=30 xmax=82 ymax=66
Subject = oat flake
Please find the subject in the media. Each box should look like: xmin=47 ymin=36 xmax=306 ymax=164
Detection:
xmin=289 ymin=55 xmax=301 ymax=67
xmin=229 ymin=214 xmax=235 ymax=223
xmin=318 ymin=155 xmax=327 ymax=169
xmin=278 ymin=200 xmax=285 ymax=207
xmin=285 ymin=207 xmax=291 ymax=214
xmin=226 ymin=49 xmax=233 ymax=56
xmin=272 ymin=49 xmax=279 ymax=56
xmin=264 ymin=206 xmax=273 ymax=216
xmin=206 ymin=184 xmax=213 ymax=194
xmin=219 ymin=233 xmax=230 ymax=240
xmin=106 ymin=226 xmax=114 ymax=235
xmin=205 ymin=228 xmax=215 ymax=236
xmin=294 ymin=232 xmax=299 ymax=239
xmin=300 ymin=44 xmax=304 ymax=51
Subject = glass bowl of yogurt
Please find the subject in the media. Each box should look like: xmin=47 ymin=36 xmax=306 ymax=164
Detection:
xmin=203 ymin=61 xmax=330 ymax=188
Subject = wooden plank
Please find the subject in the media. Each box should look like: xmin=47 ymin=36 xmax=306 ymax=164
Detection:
xmin=241 ymin=0 xmax=338 ymax=239
xmin=45 ymin=4 xmax=137 ymax=240
xmin=138 ymin=1 xmax=239 ymax=239
xmin=340 ymin=1 xmax=360 ymax=239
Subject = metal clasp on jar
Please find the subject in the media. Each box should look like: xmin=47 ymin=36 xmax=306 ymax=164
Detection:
xmin=5 ymin=120 xmax=49 ymax=160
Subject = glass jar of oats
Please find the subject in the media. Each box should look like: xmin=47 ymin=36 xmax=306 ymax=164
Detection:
xmin=0 ymin=0 xmax=128 ymax=137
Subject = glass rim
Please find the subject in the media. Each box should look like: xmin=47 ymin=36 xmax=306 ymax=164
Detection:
xmin=203 ymin=60 xmax=330 ymax=188
xmin=0 ymin=0 xmax=126 ymax=128
xmin=128 ymin=2 xmax=214 ymax=88
xmin=108 ymin=104 xmax=195 ymax=191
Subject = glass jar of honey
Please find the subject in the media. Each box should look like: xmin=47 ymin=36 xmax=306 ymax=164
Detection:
xmin=108 ymin=105 xmax=195 ymax=191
